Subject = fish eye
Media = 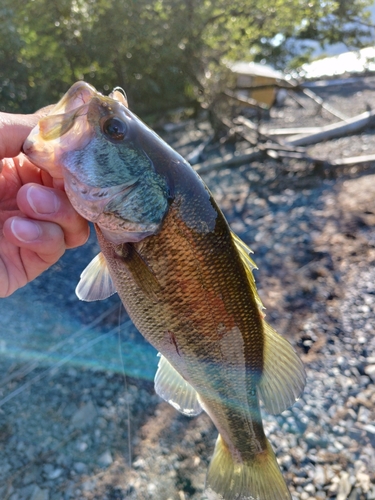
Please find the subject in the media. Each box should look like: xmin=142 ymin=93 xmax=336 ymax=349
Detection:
xmin=102 ymin=117 xmax=127 ymax=142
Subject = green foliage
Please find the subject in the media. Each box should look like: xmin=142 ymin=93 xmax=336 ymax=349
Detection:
xmin=0 ymin=0 xmax=373 ymax=116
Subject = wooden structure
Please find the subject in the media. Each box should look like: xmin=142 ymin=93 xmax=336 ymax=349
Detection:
xmin=228 ymin=61 xmax=286 ymax=108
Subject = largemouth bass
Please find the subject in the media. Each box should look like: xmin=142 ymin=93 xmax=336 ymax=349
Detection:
xmin=24 ymin=82 xmax=306 ymax=500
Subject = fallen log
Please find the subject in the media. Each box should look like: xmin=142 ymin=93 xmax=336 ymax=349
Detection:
xmin=286 ymin=110 xmax=375 ymax=147
xmin=330 ymin=153 xmax=375 ymax=166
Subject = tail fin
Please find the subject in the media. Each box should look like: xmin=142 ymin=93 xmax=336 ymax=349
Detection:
xmin=205 ymin=435 xmax=291 ymax=500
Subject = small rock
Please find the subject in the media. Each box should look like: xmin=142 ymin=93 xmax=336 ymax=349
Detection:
xmin=133 ymin=457 xmax=146 ymax=469
xmin=76 ymin=441 xmax=88 ymax=452
xmin=30 ymin=485 xmax=49 ymax=500
xmin=364 ymin=364 xmax=375 ymax=382
xmin=348 ymin=487 xmax=361 ymax=500
xmin=337 ymin=471 xmax=351 ymax=500
xmin=73 ymin=462 xmax=87 ymax=474
xmin=98 ymin=450 xmax=113 ymax=467
xmin=279 ymin=454 xmax=292 ymax=468
xmin=356 ymin=470 xmax=371 ymax=493
xmin=313 ymin=465 xmax=326 ymax=487
xmin=348 ymin=427 xmax=363 ymax=441
xmin=82 ymin=479 xmax=96 ymax=492
xmin=364 ymin=424 xmax=375 ymax=445
xmin=315 ymin=491 xmax=326 ymax=499
xmin=305 ymin=432 xmax=321 ymax=447
xmin=47 ymin=468 xmax=63 ymax=480
xmin=367 ymin=484 xmax=375 ymax=500
xmin=71 ymin=400 xmax=97 ymax=429
xmin=305 ymin=483 xmax=316 ymax=495
xmin=357 ymin=405 xmax=371 ymax=422
xmin=147 ymin=483 xmax=157 ymax=494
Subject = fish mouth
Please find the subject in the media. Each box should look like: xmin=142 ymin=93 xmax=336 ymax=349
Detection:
xmin=23 ymin=83 xmax=100 ymax=178
xmin=23 ymin=82 xmax=130 ymax=179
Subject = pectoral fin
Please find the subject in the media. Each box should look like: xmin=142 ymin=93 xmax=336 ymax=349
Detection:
xmin=115 ymin=243 xmax=161 ymax=301
xmin=258 ymin=321 xmax=306 ymax=415
xmin=76 ymin=252 xmax=117 ymax=301
xmin=154 ymin=354 xmax=202 ymax=416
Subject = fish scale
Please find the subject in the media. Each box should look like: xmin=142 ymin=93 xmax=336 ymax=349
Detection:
xmin=24 ymin=81 xmax=306 ymax=500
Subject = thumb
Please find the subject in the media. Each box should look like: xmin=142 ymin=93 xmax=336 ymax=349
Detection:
xmin=0 ymin=107 xmax=54 ymax=161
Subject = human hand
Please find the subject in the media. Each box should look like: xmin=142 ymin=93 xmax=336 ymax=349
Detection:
xmin=0 ymin=112 xmax=89 ymax=297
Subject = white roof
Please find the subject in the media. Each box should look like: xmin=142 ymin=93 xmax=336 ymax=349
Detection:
xmin=301 ymin=46 xmax=375 ymax=79
xmin=229 ymin=61 xmax=284 ymax=80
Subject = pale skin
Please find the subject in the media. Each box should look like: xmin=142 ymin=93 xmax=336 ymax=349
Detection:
xmin=0 ymin=112 xmax=89 ymax=298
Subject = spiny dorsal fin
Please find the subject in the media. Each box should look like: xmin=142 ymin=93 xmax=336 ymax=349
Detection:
xmin=154 ymin=354 xmax=202 ymax=416
xmin=76 ymin=252 xmax=117 ymax=301
xmin=258 ymin=321 xmax=306 ymax=415
xmin=230 ymin=231 xmax=264 ymax=312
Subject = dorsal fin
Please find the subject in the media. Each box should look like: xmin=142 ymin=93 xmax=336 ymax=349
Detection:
xmin=230 ymin=231 xmax=264 ymax=312
xmin=154 ymin=354 xmax=202 ymax=416
xmin=231 ymin=231 xmax=306 ymax=413
xmin=76 ymin=252 xmax=117 ymax=301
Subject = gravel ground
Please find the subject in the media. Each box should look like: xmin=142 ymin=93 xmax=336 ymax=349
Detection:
xmin=0 ymin=74 xmax=375 ymax=500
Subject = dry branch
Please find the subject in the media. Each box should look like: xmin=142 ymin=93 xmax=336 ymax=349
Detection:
xmin=235 ymin=116 xmax=306 ymax=152
xmin=195 ymin=148 xmax=263 ymax=174
xmin=301 ymin=87 xmax=348 ymax=121
xmin=262 ymin=126 xmax=322 ymax=137
xmin=185 ymin=136 xmax=214 ymax=165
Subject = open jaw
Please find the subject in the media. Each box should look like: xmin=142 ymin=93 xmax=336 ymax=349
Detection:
xmin=23 ymin=82 xmax=99 ymax=178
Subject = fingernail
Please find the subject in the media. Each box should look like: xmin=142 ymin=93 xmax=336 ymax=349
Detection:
xmin=27 ymin=185 xmax=59 ymax=215
xmin=11 ymin=218 xmax=41 ymax=242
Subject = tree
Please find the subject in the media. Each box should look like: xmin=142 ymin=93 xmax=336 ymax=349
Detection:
xmin=0 ymin=0 xmax=373 ymax=116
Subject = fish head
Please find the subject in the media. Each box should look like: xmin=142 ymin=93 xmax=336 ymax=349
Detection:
xmin=24 ymin=81 xmax=173 ymax=243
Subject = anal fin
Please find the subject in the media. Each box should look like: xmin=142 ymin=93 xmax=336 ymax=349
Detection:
xmin=154 ymin=355 xmax=202 ymax=416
